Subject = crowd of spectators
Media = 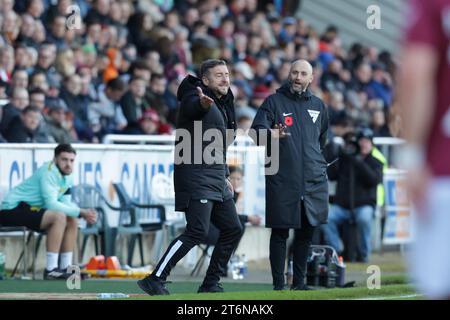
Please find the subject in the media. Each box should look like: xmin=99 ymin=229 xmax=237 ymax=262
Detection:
xmin=0 ymin=0 xmax=397 ymax=144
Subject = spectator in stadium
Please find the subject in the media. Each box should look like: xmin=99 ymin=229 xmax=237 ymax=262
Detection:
xmin=347 ymin=62 xmax=372 ymax=96
xmin=366 ymin=62 xmax=393 ymax=109
xmin=3 ymin=105 xmax=47 ymax=142
xmin=16 ymin=14 xmax=36 ymax=47
xmin=13 ymin=44 xmax=29 ymax=71
xmin=46 ymin=14 xmax=68 ymax=50
xmin=143 ymin=50 xmax=163 ymax=74
xmin=0 ymin=45 xmax=14 ymax=82
xmin=25 ymin=0 xmax=44 ymax=20
xmin=0 ymin=86 xmax=29 ymax=135
xmin=396 ymin=0 xmax=450 ymax=300
xmin=32 ymin=19 xmax=47 ymax=48
xmin=370 ymin=108 xmax=391 ymax=138
xmin=321 ymin=128 xmax=383 ymax=262
xmin=251 ymin=59 xmax=329 ymax=290
xmin=320 ymin=58 xmax=347 ymax=93
xmin=253 ymin=56 xmax=272 ymax=86
xmin=0 ymin=144 xmax=97 ymax=279
xmin=0 ymin=78 xmax=8 ymax=102
xmin=10 ymin=68 xmax=28 ymax=90
xmin=228 ymin=165 xmax=262 ymax=226
xmin=137 ymin=59 xmax=243 ymax=296
xmin=144 ymin=73 xmax=171 ymax=125
xmin=133 ymin=108 xmax=160 ymax=135
xmin=120 ymin=76 xmax=149 ymax=132
xmin=28 ymin=88 xmax=56 ymax=143
xmin=34 ymin=43 xmax=59 ymax=83
xmin=60 ymin=73 xmax=93 ymax=142
xmin=125 ymin=59 xmax=152 ymax=84
xmin=29 ymin=70 xmax=49 ymax=93
xmin=250 ymin=84 xmax=272 ymax=109
xmin=103 ymin=47 xmax=122 ymax=83
xmin=45 ymin=98 xmax=75 ymax=144
xmin=163 ymin=76 xmax=181 ymax=125
xmin=29 ymin=88 xmax=45 ymax=111
xmin=327 ymin=90 xmax=347 ymax=125
xmin=85 ymin=0 xmax=112 ymax=26
xmin=55 ymin=48 xmax=76 ymax=78
xmin=235 ymin=105 xmax=256 ymax=133
xmin=88 ymin=77 xmax=127 ymax=136
xmin=1 ymin=9 xmax=21 ymax=45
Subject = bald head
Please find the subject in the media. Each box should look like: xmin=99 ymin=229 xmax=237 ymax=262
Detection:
xmin=288 ymin=59 xmax=313 ymax=93
xmin=290 ymin=60 xmax=313 ymax=74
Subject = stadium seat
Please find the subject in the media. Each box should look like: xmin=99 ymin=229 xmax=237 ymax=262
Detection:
xmin=0 ymin=225 xmax=29 ymax=278
xmin=71 ymin=184 xmax=112 ymax=263
xmin=112 ymin=183 xmax=166 ymax=267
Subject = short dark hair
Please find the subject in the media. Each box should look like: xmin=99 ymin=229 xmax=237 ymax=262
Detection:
xmin=128 ymin=76 xmax=146 ymax=84
xmin=151 ymin=73 xmax=165 ymax=82
xmin=29 ymin=88 xmax=46 ymax=96
xmin=54 ymin=144 xmax=76 ymax=157
xmin=229 ymin=165 xmax=243 ymax=176
xmin=200 ymin=59 xmax=227 ymax=78
xmin=129 ymin=59 xmax=150 ymax=75
xmin=22 ymin=105 xmax=40 ymax=114
xmin=106 ymin=77 xmax=126 ymax=91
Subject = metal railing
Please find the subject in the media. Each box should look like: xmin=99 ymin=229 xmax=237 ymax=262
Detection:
xmin=103 ymin=134 xmax=406 ymax=165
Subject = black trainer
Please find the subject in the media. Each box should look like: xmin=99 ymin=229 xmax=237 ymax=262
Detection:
xmin=291 ymin=284 xmax=314 ymax=291
xmin=137 ymin=275 xmax=170 ymax=296
xmin=61 ymin=267 xmax=90 ymax=280
xmin=198 ymin=282 xmax=224 ymax=293
xmin=43 ymin=268 xmax=71 ymax=280
xmin=273 ymin=285 xmax=288 ymax=291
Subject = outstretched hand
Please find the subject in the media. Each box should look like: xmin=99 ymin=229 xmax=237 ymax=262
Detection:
xmin=197 ymin=87 xmax=214 ymax=109
xmin=271 ymin=123 xmax=290 ymax=139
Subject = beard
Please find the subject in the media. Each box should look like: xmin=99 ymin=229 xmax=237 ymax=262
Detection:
xmin=289 ymin=79 xmax=309 ymax=94
xmin=211 ymin=84 xmax=229 ymax=97
xmin=56 ymin=163 xmax=72 ymax=176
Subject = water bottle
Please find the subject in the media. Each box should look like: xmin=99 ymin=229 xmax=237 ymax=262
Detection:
xmin=240 ymin=254 xmax=248 ymax=279
xmin=230 ymin=255 xmax=240 ymax=280
xmin=97 ymin=293 xmax=129 ymax=299
xmin=0 ymin=252 xmax=5 ymax=280
xmin=336 ymin=256 xmax=346 ymax=287
xmin=286 ymin=258 xmax=293 ymax=286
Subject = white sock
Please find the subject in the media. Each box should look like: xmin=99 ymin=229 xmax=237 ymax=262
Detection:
xmin=46 ymin=252 xmax=59 ymax=271
xmin=59 ymin=252 xmax=73 ymax=270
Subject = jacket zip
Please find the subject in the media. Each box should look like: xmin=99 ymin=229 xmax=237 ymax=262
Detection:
xmin=298 ymin=94 xmax=306 ymax=202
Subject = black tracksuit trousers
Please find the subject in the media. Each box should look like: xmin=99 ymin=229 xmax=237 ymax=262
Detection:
xmin=270 ymin=202 xmax=316 ymax=288
xmin=151 ymin=198 xmax=243 ymax=286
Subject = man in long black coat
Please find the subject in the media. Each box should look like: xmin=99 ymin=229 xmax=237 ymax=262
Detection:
xmin=251 ymin=59 xmax=329 ymax=290
xmin=137 ymin=59 xmax=243 ymax=295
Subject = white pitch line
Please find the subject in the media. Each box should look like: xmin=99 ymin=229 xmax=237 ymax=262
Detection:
xmin=351 ymin=294 xmax=423 ymax=300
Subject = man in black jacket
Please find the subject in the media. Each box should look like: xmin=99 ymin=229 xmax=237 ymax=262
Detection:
xmin=251 ymin=60 xmax=329 ymax=290
xmin=321 ymin=128 xmax=383 ymax=263
xmin=138 ymin=59 xmax=243 ymax=295
xmin=3 ymin=105 xmax=46 ymax=142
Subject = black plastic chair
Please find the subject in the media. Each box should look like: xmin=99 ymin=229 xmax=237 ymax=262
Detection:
xmin=112 ymin=182 xmax=166 ymax=267
xmin=71 ymin=184 xmax=112 ymax=262
xmin=0 ymin=226 xmax=29 ymax=278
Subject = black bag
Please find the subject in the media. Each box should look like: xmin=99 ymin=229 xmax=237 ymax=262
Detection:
xmin=306 ymin=245 xmax=346 ymax=288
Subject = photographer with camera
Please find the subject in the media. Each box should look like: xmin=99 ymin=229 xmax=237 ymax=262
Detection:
xmin=321 ymin=127 xmax=383 ymax=263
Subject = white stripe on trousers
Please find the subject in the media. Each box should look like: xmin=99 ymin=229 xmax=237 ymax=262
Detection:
xmin=155 ymin=240 xmax=183 ymax=277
